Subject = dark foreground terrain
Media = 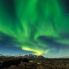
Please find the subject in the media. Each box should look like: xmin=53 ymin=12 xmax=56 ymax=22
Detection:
xmin=0 ymin=55 xmax=69 ymax=69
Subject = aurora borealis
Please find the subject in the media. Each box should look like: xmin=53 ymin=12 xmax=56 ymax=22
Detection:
xmin=0 ymin=0 xmax=69 ymax=57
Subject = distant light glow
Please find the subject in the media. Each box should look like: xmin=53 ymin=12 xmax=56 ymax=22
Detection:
xmin=21 ymin=46 xmax=44 ymax=56
xmin=21 ymin=45 xmax=49 ymax=56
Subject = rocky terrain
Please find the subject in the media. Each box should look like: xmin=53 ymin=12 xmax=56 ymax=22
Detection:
xmin=0 ymin=55 xmax=69 ymax=69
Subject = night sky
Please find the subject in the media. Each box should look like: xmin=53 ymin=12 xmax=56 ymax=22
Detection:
xmin=0 ymin=0 xmax=69 ymax=58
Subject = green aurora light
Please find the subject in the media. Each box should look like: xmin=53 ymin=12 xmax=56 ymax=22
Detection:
xmin=0 ymin=0 xmax=69 ymax=55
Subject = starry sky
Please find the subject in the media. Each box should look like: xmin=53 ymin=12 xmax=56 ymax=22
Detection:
xmin=0 ymin=0 xmax=69 ymax=58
